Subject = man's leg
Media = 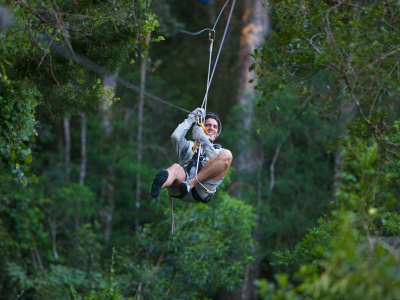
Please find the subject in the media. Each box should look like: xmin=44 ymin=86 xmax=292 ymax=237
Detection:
xmin=163 ymin=164 xmax=187 ymax=188
xmin=188 ymin=150 xmax=233 ymax=189
xmin=151 ymin=164 xmax=186 ymax=198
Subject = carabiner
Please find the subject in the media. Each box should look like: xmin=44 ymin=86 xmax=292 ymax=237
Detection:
xmin=208 ymin=30 xmax=215 ymax=43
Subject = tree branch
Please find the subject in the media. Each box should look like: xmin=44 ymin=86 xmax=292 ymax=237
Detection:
xmin=269 ymin=143 xmax=281 ymax=191
xmin=370 ymin=46 xmax=400 ymax=67
xmin=143 ymin=254 xmax=164 ymax=294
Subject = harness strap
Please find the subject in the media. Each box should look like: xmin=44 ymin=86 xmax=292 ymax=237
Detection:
xmin=184 ymin=150 xmax=206 ymax=174
xmin=192 ymin=187 xmax=212 ymax=203
xmin=169 ymin=187 xmax=211 ymax=203
xmin=186 ymin=144 xmax=221 ymax=174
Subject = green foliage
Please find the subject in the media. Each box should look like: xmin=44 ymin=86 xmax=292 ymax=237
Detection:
xmin=6 ymin=262 xmax=105 ymax=299
xmin=0 ymin=1 xmax=257 ymax=299
xmin=0 ymin=154 xmax=255 ymax=299
xmin=382 ymin=212 xmax=400 ymax=236
xmin=259 ymin=213 xmax=400 ymax=300
xmin=254 ymin=0 xmax=400 ymax=153
xmin=252 ymin=1 xmax=400 ymax=298
xmin=258 ymin=139 xmax=400 ymax=299
xmin=0 ymin=0 xmax=159 ymax=180
xmin=225 ymin=90 xmax=340 ymax=261
xmin=273 ymin=218 xmax=339 ymax=271
xmin=0 ymin=176 xmax=104 ymax=298
xmin=71 ymin=248 xmax=123 ymax=300
xmin=0 ymin=79 xmax=39 ymax=185
xmin=118 ymin=193 xmax=255 ymax=299
xmin=52 ymin=184 xmax=96 ymax=220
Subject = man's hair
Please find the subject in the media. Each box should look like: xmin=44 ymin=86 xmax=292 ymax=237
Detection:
xmin=205 ymin=112 xmax=222 ymax=134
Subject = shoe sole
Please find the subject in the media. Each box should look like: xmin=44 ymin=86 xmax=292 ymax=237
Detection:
xmin=151 ymin=169 xmax=169 ymax=198
xmin=179 ymin=181 xmax=190 ymax=197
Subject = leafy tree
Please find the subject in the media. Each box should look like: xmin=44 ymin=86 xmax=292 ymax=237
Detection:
xmin=118 ymin=191 xmax=256 ymax=299
xmin=254 ymin=0 xmax=400 ymax=154
xmin=258 ymin=140 xmax=400 ymax=299
xmin=0 ymin=0 xmax=158 ymax=182
xmin=253 ymin=0 xmax=400 ymax=297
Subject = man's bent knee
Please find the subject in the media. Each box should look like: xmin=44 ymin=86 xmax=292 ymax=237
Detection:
xmin=220 ymin=150 xmax=233 ymax=167
xmin=167 ymin=163 xmax=186 ymax=186
xmin=170 ymin=163 xmax=181 ymax=170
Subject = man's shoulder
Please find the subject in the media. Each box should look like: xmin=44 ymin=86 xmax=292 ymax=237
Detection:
xmin=213 ymin=144 xmax=229 ymax=153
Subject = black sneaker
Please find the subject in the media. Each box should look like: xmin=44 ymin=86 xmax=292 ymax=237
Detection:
xmin=178 ymin=181 xmax=191 ymax=197
xmin=151 ymin=169 xmax=169 ymax=198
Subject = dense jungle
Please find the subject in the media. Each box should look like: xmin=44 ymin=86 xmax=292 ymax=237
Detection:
xmin=1 ymin=0 xmax=400 ymax=299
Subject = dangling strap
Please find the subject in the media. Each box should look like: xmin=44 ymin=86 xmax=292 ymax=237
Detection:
xmin=169 ymin=196 xmax=175 ymax=234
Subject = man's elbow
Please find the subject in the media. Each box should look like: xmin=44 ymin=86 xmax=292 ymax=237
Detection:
xmin=171 ymin=132 xmax=180 ymax=143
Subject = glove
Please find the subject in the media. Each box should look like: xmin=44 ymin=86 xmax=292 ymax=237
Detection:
xmin=187 ymin=107 xmax=205 ymax=124
xmin=192 ymin=125 xmax=209 ymax=144
xmin=192 ymin=125 xmax=217 ymax=156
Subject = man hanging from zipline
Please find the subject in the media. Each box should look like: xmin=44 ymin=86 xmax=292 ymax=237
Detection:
xmin=150 ymin=108 xmax=232 ymax=203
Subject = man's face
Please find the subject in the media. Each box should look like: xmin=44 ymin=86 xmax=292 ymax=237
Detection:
xmin=204 ymin=118 xmax=219 ymax=142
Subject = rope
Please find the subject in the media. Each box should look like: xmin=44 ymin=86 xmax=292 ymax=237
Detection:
xmin=169 ymin=196 xmax=175 ymax=234
xmin=193 ymin=33 xmax=216 ymax=196
xmin=201 ymin=0 xmax=236 ymax=108
xmin=202 ymin=32 xmax=214 ymax=114
xmin=191 ymin=0 xmax=236 ymax=196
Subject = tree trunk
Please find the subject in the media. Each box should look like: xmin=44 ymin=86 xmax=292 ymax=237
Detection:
xmin=79 ymin=112 xmax=87 ymax=186
xmin=63 ymin=117 xmax=71 ymax=181
xmin=235 ymin=0 xmax=269 ymax=173
xmin=101 ymin=76 xmax=116 ymax=135
xmin=334 ymin=98 xmax=356 ymax=194
xmin=100 ymin=75 xmax=117 ymax=241
xmin=49 ymin=217 xmax=59 ymax=260
xmin=135 ymin=34 xmax=151 ymax=229
xmin=234 ymin=1 xmax=269 ymax=299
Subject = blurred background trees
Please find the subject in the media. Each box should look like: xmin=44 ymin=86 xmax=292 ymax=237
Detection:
xmin=1 ymin=0 xmax=400 ymax=299
xmin=254 ymin=0 xmax=400 ymax=298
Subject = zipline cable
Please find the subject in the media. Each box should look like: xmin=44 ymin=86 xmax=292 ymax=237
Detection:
xmin=173 ymin=27 xmax=214 ymax=36
xmin=172 ymin=0 xmax=230 ymax=36
xmin=48 ymin=42 xmax=191 ymax=114
xmin=213 ymin=0 xmax=230 ymax=30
